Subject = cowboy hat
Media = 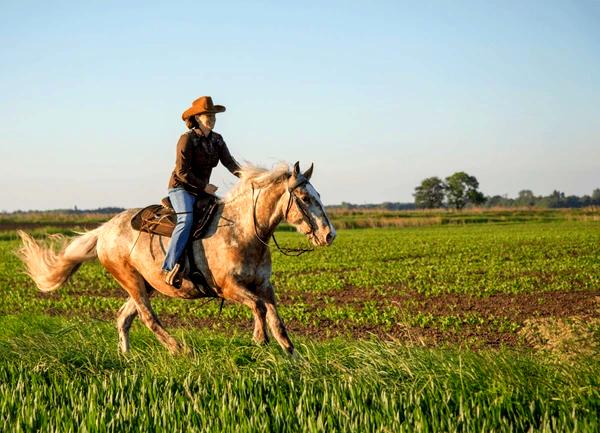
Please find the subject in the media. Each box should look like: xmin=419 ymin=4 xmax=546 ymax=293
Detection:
xmin=181 ymin=96 xmax=226 ymax=121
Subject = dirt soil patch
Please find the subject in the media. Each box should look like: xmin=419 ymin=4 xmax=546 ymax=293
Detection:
xmin=278 ymin=288 xmax=600 ymax=347
xmin=37 ymin=288 xmax=598 ymax=350
xmin=282 ymin=287 xmax=599 ymax=322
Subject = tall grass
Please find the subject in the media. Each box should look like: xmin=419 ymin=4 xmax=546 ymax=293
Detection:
xmin=1 ymin=314 xmax=598 ymax=433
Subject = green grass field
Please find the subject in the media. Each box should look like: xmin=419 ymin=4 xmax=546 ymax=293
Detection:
xmin=1 ymin=210 xmax=599 ymax=432
xmin=1 ymin=315 xmax=598 ymax=433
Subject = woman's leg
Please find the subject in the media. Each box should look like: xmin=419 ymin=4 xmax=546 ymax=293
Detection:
xmin=162 ymin=188 xmax=196 ymax=272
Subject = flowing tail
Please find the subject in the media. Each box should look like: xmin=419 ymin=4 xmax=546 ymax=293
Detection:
xmin=17 ymin=229 xmax=100 ymax=292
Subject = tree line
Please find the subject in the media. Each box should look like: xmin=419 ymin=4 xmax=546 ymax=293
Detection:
xmin=414 ymin=172 xmax=600 ymax=209
xmin=485 ymin=189 xmax=600 ymax=209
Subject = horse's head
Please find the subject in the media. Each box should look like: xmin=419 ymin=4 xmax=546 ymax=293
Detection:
xmin=283 ymin=162 xmax=336 ymax=247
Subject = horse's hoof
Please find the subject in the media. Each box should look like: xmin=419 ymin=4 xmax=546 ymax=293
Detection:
xmin=167 ymin=341 xmax=184 ymax=355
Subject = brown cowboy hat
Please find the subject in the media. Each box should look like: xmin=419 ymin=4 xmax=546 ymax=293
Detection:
xmin=181 ymin=96 xmax=226 ymax=121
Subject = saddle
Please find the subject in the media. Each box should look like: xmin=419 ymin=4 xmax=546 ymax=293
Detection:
xmin=131 ymin=193 xmax=219 ymax=240
xmin=130 ymin=193 xmax=220 ymax=297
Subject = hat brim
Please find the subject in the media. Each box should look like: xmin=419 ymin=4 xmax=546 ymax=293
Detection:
xmin=182 ymin=105 xmax=226 ymax=120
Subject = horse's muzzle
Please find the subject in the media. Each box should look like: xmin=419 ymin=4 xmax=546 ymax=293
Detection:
xmin=317 ymin=226 xmax=336 ymax=246
xmin=325 ymin=231 xmax=336 ymax=245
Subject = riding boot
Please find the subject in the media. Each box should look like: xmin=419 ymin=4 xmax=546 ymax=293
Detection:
xmin=164 ymin=257 xmax=196 ymax=291
xmin=164 ymin=263 xmax=181 ymax=286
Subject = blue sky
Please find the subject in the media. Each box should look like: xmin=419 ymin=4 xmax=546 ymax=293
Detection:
xmin=1 ymin=1 xmax=599 ymax=211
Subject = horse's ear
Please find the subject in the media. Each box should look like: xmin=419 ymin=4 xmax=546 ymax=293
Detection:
xmin=293 ymin=161 xmax=300 ymax=176
xmin=303 ymin=163 xmax=314 ymax=180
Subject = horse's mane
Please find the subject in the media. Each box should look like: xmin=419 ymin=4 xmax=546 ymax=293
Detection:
xmin=224 ymin=162 xmax=291 ymax=201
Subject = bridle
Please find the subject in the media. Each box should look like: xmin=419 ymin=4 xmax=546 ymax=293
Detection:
xmin=251 ymin=176 xmax=316 ymax=256
xmin=284 ymin=176 xmax=319 ymax=235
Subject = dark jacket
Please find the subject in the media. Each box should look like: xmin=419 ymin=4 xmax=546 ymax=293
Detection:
xmin=168 ymin=130 xmax=240 ymax=195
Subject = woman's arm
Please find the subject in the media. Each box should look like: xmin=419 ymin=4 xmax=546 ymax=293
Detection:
xmin=217 ymin=135 xmax=241 ymax=177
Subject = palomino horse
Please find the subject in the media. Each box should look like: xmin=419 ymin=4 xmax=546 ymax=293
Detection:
xmin=18 ymin=162 xmax=336 ymax=355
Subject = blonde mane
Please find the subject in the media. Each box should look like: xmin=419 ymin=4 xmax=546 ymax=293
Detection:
xmin=224 ymin=163 xmax=291 ymax=201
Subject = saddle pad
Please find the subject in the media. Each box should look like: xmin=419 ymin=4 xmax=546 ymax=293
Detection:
xmin=131 ymin=198 xmax=219 ymax=240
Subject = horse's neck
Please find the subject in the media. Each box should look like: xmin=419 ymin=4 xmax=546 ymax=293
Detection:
xmin=222 ymin=182 xmax=286 ymax=242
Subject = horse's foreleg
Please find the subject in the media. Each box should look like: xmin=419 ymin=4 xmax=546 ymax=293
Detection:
xmin=221 ymin=281 xmax=269 ymax=345
xmin=253 ymin=300 xmax=269 ymax=345
xmin=264 ymin=285 xmax=294 ymax=355
xmin=117 ymin=298 xmax=137 ymax=353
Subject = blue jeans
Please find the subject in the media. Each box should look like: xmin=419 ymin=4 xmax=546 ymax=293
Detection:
xmin=162 ymin=188 xmax=196 ymax=271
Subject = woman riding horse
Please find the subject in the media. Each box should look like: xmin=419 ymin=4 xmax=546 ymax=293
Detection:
xmin=18 ymin=162 xmax=336 ymax=355
xmin=162 ymin=96 xmax=241 ymax=286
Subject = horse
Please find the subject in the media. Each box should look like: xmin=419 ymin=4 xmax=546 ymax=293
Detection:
xmin=17 ymin=162 xmax=336 ymax=355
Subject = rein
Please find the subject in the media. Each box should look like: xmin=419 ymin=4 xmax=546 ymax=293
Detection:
xmin=251 ymin=183 xmax=314 ymax=257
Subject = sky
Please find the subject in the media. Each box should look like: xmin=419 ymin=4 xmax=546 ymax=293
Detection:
xmin=1 ymin=1 xmax=599 ymax=211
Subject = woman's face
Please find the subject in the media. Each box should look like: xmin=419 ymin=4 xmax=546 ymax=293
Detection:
xmin=196 ymin=113 xmax=216 ymax=131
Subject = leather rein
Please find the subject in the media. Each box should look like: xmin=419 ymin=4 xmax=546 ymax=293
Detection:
xmin=251 ymin=177 xmax=315 ymax=256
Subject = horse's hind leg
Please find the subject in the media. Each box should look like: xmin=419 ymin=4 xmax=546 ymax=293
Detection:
xmin=117 ymin=284 xmax=157 ymax=353
xmin=117 ymin=298 xmax=137 ymax=353
xmin=134 ymin=293 xmax=182 ymax=354
xmin=111 ymin=268 xmax=181 ymax=354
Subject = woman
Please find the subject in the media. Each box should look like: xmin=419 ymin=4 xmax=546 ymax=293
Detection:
xmin=162 ymin=96 xmax=241 ymax=286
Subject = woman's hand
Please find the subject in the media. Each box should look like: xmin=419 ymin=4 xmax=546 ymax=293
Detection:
xmin=204 ymin=184 xmax=218 ymax=194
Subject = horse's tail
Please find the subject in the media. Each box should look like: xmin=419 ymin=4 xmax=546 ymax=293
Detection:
xmin=17 ymin=228 xmax=101 ymax=292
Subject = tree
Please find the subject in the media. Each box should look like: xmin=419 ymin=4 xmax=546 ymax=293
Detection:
xmin=445 ymin=172 xmax=485 ymax=209
xmin=516 ymin=190 xmax=536 ymax=207
xmin=592 ymin=188 xmax=600 ymax=205
xmin=486 ymin=195 xmax=514 ymax=207
xmin=413 ymin=177 xmax=446 ymax=209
